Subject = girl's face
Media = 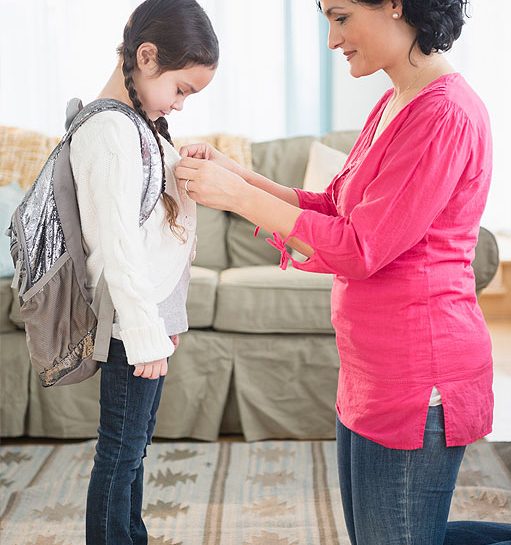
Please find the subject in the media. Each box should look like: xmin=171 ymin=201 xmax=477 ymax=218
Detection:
xmin=134 ymin=48 xmax=216 ymax=121
xmin=320 ymin=0 xmax=414 ymax=78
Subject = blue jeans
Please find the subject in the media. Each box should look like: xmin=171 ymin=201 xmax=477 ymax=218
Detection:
xmin=86 ymin=338 xmax=166 ymax=545
xmin=337 ymin=405 xmax=511 ymax=545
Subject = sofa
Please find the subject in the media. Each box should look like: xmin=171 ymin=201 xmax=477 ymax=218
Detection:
xmin=0 ymin=125 xmax=500 ymax=441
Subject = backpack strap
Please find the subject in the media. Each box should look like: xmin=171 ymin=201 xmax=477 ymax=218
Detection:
xmin=91 ymin=272 xmax=115 ymax=362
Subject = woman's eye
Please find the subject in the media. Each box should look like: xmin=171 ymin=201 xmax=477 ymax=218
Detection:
xmin=177 ymin=88 xmax=184 ymax=96
xmin=336 ymin=16 xmax=348 ymax=25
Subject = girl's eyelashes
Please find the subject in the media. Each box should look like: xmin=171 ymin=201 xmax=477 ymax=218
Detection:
xmin=177 ymin=88 xmax=185 ymax=96
xmin=336 ymin=15 xmax=348 ymax=25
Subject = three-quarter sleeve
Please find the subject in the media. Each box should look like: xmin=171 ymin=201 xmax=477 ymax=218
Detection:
xmin=293 ymin=186 xmax=338 ymax=216
xmin=284 ymin=101 xmax=475 ymax=279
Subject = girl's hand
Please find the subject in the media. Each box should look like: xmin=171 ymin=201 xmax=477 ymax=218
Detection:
xmin=133 ymin=358 xmax=168 ymax=379
xmin=179 ymin=143 xmax=245 ymax=178
xmin=175 ymin=157 xmax=249 ymax=212
xmin=171 ymin=335 xmax=180 ymax=349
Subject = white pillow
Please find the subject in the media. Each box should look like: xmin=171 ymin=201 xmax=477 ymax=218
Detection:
xmin=292 ymin=142 xmax=348 ymax=261
xmin=302 ymin=141 xmax=348 ymax=193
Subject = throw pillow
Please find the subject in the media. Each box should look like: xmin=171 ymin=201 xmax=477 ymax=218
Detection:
xmin=0 ymin=181 xmax=25 ymax=277
xmin=292 ymin=142 xmax=347 ymax=261
xmin=302 ymin=140 xmax=348 ymax=193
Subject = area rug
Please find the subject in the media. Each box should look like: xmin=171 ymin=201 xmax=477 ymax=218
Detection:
xmin=0 ymin=440 xmax=510 ymax=545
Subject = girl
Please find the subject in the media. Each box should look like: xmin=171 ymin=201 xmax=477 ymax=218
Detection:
xmin=175 ymin=0 xmax=511 ymax=543
xmin=69 ymin=1 xmax=218 ymax=543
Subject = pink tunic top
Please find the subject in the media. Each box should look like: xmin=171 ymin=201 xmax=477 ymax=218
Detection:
xmin=280 ymin=73 xmax=493 ymax=449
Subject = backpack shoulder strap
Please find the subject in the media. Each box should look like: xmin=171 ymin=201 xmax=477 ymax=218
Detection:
xmin=91 ymin=272 xmax=115 ymax=362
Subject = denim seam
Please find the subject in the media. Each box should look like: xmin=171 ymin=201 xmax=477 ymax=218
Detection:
xmin=103 ymin=363 xmax=130 ymax=545
xmin=404 ymin=450 xmax=412 ymax=545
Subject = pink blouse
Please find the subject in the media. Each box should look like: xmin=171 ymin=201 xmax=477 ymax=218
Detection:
xmin=279 ymin=73 xmax=494 ymax=449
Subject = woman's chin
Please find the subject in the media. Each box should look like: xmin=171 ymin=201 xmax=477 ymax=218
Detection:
xmin=349 ymin=64 xmax=378 ymax=79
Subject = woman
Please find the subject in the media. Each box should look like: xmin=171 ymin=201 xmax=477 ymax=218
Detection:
xmin=175 ymin=1 xmax=511 ymax=543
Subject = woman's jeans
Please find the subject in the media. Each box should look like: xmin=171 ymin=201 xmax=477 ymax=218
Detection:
xmin=86 ymin=338 xmax=165 ymax=545
xmin=337 ymin=405 xmax=511 ymax=545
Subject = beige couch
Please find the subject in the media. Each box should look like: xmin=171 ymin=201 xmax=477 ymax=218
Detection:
xmin=0 ymin=127 xmax=500 ymax=441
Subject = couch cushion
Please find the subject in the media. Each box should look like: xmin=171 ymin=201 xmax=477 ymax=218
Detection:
xmin=0 ymin=278 xmax=16 ymax=333
xmin=0 ymin=331 xmax=31 ymax=436
xmin=473 ymin=227 xmax=500 ymax=292
xmin=227 ymin=136 xmax=316 ymax=268
xmin=186 ymin=266 xmax=219 ymax=328
xmin=194 ymin=205 xmax=229 ymax=270
xmin=321 ymin=130 xmax=360 ymax=155
xmin=214 ymin=265 xmax=334 ymax=334
xmin=227 ymin=216 xmax=280 ymax=267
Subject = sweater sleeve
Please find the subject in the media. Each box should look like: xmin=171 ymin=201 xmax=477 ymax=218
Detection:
xmin=283 ymin=101 xmax=474 ymax=279
xmin=70 ymin=111 xmax=174 ymax=364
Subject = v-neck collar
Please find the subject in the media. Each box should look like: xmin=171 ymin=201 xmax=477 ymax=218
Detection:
xmin=368 ymin=72 xmax=461 ymax=149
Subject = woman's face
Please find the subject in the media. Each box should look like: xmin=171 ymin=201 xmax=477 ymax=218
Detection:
xmin=320 ymin=0 xmax=414 ymax=78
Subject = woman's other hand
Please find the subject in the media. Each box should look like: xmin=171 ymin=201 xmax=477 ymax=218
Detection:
xmin=171 ymin=335 xmax=180 ymax=349
xmin=175 ymin=157 xmax=249 ymax=212
xmin=179 ymin=143 xmax=245 ymax=178
xmin=133 ymin=358 xmax=168 ymax=379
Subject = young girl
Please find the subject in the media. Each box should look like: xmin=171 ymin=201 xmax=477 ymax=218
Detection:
xmin=69 ymin=1 xmax=218 ymax=543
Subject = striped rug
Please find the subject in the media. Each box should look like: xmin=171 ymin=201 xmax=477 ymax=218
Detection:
xmin=0 ymin=440 xmax=510 ymax=545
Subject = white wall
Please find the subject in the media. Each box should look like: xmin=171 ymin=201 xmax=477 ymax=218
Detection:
xmin=331 ymin=54 xmax=389 ymax=131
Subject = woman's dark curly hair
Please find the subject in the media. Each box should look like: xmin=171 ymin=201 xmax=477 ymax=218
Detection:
xmin=317 ymin=1 xmax=469 ymax=55
xmin=117 ymin=0 xmax=219 ymax=237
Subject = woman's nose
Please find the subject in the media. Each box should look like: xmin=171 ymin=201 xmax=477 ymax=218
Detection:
xmin=328 ymin=24 xmax=344 ymax=50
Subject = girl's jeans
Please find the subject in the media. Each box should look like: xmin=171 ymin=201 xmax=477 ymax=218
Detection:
xmin=337 ymin=405 xmax=511 ymax=545
xmin=86 ymin=338 xmax=165 ymax=545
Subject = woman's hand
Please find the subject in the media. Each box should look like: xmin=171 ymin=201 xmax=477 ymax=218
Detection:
xmin=179 ymin=143 xmax=245 ymax=178
xmin=133 ymin=358 xmax=168 ymax=379
xmin=175 ymin=157 xmax=250 ymax=212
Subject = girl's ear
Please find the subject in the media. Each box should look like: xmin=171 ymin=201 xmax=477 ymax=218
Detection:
xmin=136 ymin=42 xmax=159 ymax=75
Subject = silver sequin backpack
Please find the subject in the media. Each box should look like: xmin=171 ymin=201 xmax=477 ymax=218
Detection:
xmin=7 ymin=98 xmax=164 ymax=386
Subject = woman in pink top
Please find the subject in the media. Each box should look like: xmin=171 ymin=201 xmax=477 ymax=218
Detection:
xmin=176 ymin=0 xmax=511 ymax=542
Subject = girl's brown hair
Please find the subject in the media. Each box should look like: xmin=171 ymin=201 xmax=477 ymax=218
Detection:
xmin=117 ymin=0 xmax=219 ymax=237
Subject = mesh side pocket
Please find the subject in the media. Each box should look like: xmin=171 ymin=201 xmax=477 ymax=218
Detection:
xmin=20 ymin=252 xmax=98 ymax=387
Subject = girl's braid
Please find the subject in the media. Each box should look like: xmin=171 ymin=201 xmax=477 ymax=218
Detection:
xmin=121 ymin=46 xmax=182 ymax=238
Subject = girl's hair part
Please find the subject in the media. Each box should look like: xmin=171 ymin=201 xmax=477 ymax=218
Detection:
xmin=316 ymin=0 xmax=469 ymax=56
xmin=117 ymin=0 xmax=219 ymax=237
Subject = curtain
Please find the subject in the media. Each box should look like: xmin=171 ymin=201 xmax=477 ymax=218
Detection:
xmin=446 ymin=0 xmax=511 ymax=234
xmin=0 ymin=0 xmax=508 ymax=231
xmin=0 ymin=0 xmax=327 ymax=142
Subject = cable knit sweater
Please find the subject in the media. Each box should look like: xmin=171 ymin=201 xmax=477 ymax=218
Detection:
xmin=69 ymin=110 xmax=196 ymax=365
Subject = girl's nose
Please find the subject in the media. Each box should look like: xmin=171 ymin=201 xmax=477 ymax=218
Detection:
xmin=171 ymin=96 xmax=185 ymax=112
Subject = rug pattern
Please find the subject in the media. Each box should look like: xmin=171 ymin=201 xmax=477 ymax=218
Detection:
xmin=0 ymin=440 xmax=510 ymax=545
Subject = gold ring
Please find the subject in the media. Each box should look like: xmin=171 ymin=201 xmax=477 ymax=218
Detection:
xmin=184 ymin=179 xmax=191 ymax=193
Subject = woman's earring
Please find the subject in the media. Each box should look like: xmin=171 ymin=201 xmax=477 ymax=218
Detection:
xmin=392 ymin=12 xmax=400 ymax=19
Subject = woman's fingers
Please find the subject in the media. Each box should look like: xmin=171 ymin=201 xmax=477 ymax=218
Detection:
xmin=177 ymin=156 xmax=205 ymax=169
xmin=179 ymin=143 xmax=213 ymax=160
